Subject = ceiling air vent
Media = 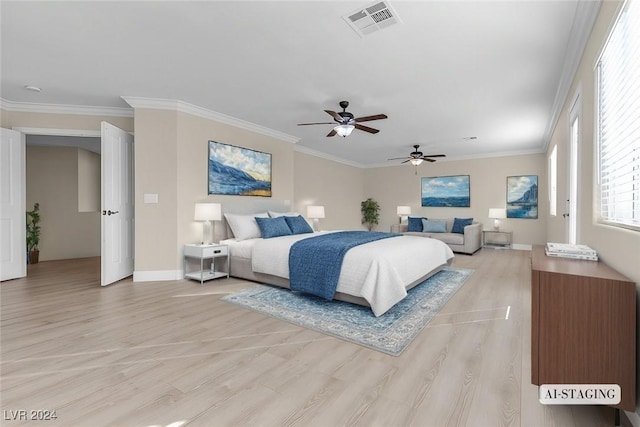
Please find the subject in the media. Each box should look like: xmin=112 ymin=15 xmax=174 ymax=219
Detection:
xmin=343 ymin=1 xmax=401 ymax=38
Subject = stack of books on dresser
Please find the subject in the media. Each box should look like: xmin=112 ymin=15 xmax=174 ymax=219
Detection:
xmin=545 ymin=242 xmax=598 ymax=261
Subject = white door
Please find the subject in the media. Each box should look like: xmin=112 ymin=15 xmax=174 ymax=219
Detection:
xmin=0 ymin=128 xmax=26 ymax=281
xmin=101 ymin=122 xmax=134 ymax=286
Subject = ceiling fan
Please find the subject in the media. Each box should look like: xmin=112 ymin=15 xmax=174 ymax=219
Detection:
xmin=388 ymin=145 xmax=446 ymax=165
xmin=297 ymin=100 xmax=387 ymax=137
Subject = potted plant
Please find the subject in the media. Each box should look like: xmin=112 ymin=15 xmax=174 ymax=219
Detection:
xmin=26 ymin=202 xmax=41 ymax=264
xmin=361 ymin=198 xmax=380 ymax=231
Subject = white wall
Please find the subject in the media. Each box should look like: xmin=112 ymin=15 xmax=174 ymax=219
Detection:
xmin=78 ymin=148 xmax=100 ymax=212
xmin=293 ymin=151 xmax=364 ymax=231
xmin=365 ymin=154 xmax=547 ymax=247
xmin=131 ymin=107 xmax=296 ymax=275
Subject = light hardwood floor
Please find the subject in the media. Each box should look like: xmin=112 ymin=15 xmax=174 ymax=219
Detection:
xmin=1 ymin=249 xmax=620 ymax=426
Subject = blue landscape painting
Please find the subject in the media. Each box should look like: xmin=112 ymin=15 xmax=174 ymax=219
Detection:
xmin=421 ymin=175 xmax=470 ymax=207
xmin=507 ymin=175 xmax=538 ymax=218
xmin=208 ymin=141 xmax=272 ymax=197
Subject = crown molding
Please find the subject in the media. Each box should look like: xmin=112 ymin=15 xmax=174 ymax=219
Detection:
xmin=121 ymin=96 xmax=300 ymax=144
xmin=0 ymin=98 xmax=133 ymax=117
xmin=295 ymin=143 xmax=544 ymax=169
xmin=542 ymin=0 xmax=602 ymax=152
xmin=365 ymin=147 xmax=545 ymax=168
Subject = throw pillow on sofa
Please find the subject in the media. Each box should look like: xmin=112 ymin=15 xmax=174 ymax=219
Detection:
xmin=422 ymin=219 xmax=447 ymax=233
xmin=452 ymin=217 xmax=473 ymax=234
xmin=407 ymin=216 xmax=424 ymax=232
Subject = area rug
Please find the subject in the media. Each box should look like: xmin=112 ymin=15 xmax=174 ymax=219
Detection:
xmin=222 ymin=267 xmax=473 ymax=356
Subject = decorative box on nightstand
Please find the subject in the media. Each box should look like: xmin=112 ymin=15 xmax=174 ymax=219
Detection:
xmin=482 ymin=230 xmax=512 ymax=249
xmin=183 ymin=244 xmax=229 ymax=283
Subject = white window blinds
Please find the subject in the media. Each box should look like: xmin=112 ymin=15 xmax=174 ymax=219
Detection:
xmin=596 ymin=0 xmax=640 ymax=230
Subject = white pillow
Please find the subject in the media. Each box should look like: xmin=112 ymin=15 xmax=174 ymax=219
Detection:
xmin=268 ymin=210 xmax=300 ymax=218
xmin=224 ymin=212 xmax=269 ymax=240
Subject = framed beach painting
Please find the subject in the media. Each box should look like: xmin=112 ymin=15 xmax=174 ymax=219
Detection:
xmin=421 ymin=175 xmax=470 ymax=207
xmin=208 ymin=141 xmax=272 ymax=197
xmin=506 ymin=175 xmax=538 ymax=218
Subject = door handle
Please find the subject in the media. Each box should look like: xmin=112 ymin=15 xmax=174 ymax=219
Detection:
xmin=562 ymin=213 xmax=569 ymax=218
xmin=102 ymin=210 xmax=120 ymax=216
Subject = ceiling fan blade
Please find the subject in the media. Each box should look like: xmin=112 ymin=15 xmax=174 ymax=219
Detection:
xmin=422 ymin=154 xmax=446 ymax=158
xmin=387 ymin=156 xmax=410 ymax=160
xmin=354 ymin=123 xmax=379 ymax=134
xmin=423 ymin=158 xmax=437 ymax=163
xmin=326 ymin=129 xmax=337 ymax=137
xmin=401 ymin=159 xmax=412 ymax=164
xmin=324 ymin=110 xmax=342 ymax=122
xmin=297 ymin=122 xmax=334 ymax=126
xmin=355 ymin=114 xmax=387 ymax=123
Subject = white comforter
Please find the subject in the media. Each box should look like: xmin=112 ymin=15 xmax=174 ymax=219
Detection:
xmin=251 ymin=232 xmax=454 ymax=316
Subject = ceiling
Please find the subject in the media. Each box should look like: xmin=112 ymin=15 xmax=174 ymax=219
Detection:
xmin=1 ymin=1 xmax=599 ymax=167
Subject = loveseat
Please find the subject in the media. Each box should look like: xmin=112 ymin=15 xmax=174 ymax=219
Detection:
xmin=391 ymin=218 xmax=482 ymax=255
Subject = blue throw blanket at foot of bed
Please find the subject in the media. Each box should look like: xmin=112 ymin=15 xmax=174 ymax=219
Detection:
xmin=289 ymin=231 xmax=400 ymax=300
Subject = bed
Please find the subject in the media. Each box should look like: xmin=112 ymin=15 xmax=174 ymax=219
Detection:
xmin=220 ymin=211 xmax=454 ymax=316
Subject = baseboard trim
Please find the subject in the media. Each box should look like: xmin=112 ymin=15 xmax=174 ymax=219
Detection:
xmin=133 ymin=270 xmax=182 ymax=282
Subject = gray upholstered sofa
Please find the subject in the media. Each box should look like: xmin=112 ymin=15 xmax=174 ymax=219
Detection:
xmin=391 ymin=219 xmax=482 ymax=255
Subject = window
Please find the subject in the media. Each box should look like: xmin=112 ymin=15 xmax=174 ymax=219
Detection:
xmin=596 ymin=0 xmax=640 ymax=231
xmin=549 ymin=145 xmax=557 ymax=216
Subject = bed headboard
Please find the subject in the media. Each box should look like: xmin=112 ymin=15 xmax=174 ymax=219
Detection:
xmin=214 ymin=198 xmax=292 ymax=241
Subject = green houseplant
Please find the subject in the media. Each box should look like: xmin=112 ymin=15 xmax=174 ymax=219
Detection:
xmin=360 ymin=198 xmax=380 ymax=231
xmin=26 ymin=202 xmax=41 ymax=264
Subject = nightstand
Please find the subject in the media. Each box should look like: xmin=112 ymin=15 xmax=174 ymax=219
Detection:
xmin=183 ymin=244 xmax=229 ymax=283
xmin=483 ymin=230 xmax=512 ymax=249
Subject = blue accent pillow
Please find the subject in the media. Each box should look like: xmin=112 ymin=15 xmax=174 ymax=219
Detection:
xmin=422 ymin=219 xmax=447 ymax=233
xmin=407 ymin=216 xmax=424 ymax=232
xmin=284 ymin=215 xmax=313 ymax=234
xmin=451 ymin=217 xmax=473 ymax=234
xmin=255 ymin=216 xmax=292 ymax=239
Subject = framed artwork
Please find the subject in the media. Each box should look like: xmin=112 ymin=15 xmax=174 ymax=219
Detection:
xmin=507 ymin=175 xmax=538 ymax=218
xmin=208 ymin=141 xmax=272 ymax=197
xmin=421 ymin=175 xmax=470 ymax=207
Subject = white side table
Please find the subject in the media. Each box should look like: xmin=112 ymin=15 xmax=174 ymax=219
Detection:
xmin=183 ymin=244 xmax=229 ymax=283
xmin=483 ymin=230 xmax=512 ymax=249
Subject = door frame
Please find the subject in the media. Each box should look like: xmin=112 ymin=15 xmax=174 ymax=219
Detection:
xmin=12 ymin=126 xmax=134 ymax=281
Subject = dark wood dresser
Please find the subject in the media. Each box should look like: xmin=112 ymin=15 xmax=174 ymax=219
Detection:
xmin=531 ymin=245 xmax=636 ymax=411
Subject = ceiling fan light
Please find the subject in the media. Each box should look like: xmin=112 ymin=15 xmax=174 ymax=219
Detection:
xmin=410 ymin=158 xmax=423 ymax=166
xmin=334 ymin=124 xmax=355 ymax=137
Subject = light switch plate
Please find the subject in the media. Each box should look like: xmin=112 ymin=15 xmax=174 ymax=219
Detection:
xmin=143 ymin=193 xmax=158 ymax=204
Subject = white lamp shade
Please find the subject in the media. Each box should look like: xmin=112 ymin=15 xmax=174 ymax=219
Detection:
xmin=194 ymin=203 xmax=222 ymax=221
xmin=307 ymin=205 xmax=325 ymax=219
xmin=397 ymin=206 xmax=411 ymax=215
xmin=489 ymin=208 xmax=506 ymax=219
xmin=334 ymin=124 xmax=354 ymax=137
xmin=410 ymin=158 xmax=423 ymax=166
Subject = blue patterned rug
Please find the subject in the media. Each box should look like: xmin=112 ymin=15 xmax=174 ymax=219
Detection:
xmin=222 ymin=267 xmax=473 ymax=356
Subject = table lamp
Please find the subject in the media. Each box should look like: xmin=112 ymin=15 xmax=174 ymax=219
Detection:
xmin=307 ymin=205 xmax=325 ymax=231
xmin=489 ymin=208 xmax=506 ymax=231
xmin=194 ymin=203 xmax=222 ymax=244
xmin=397 ymin=206 xmax=411 ymax=223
